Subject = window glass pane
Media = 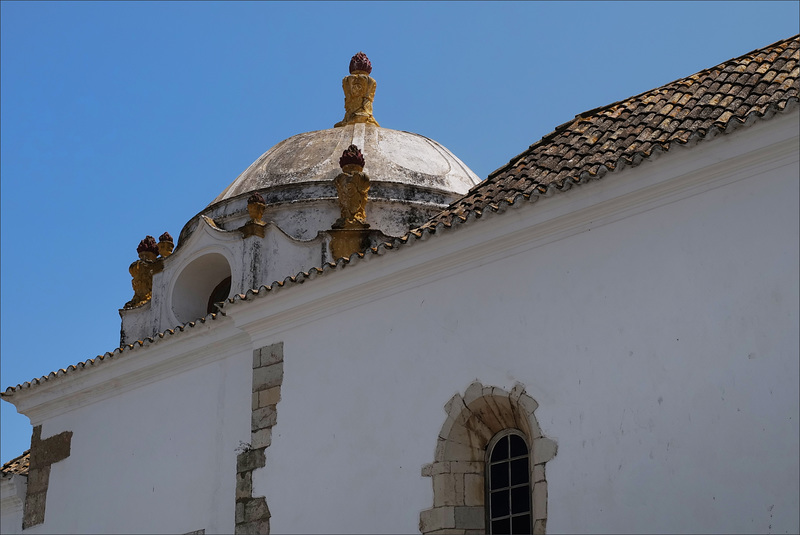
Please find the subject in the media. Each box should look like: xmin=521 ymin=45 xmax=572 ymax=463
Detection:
xmin=510 ymin=457 xmax=529 ymax=486
xmin=491 ymin=462 xmax=509 ymax=488
xmin=492 ymin=517 xmax=511 ymax=534
xmin=510 ymin=485 xmax=530 ymax=514
xmin=491 ymin=489 xmax=510 ymax=518
xmin=511 ymin=513 xmax=531 ymax=534
xmin=491 ymin=436 xmax=509 ymax=462
xmin=509 ymin=434 xmax=527 ymax=458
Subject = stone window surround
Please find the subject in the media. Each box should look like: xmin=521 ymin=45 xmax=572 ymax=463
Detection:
xmin=419 ymin=382 xmax=557 ymax=535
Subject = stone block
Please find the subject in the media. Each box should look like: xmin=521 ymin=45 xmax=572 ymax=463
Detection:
xmin=450 ymin=461 xmax=482 ymax=474
xmin=533 ymin=482 xmax=547 ymax=520
xmin=253 ymin=364 xmax=283 ymax=392
xmin=465 ymin=415 xmax=495 ymax=445
xmin=252 ymin=406 xmax=277 ymax=431
xmin=444 ymin=393 xmax=465 ymax=418
xmin=533 ymin=518 xmax=547 ymax=535
xmin=236 ymin=502 xmax=245 ymax=524
xmin=260 ymin=343 xmax=284 ymax=367
xmin=455 ymin=473 xmax=465 ymax=503
xmin=517 ymin=393 xmax=539 ymax=417
xmin=462 ymin=381 xmax=485 ymax=406
xmin=252 ymin=393 xmax=259 ymax=411
xmin=236 ymin=448 xmax=266 ymax=473
xmin=533 ymin=464 xmax=545 ymax=483
xmin=430 ymin=461 xmax=451 ymax=475
xmin=251 ymin=427 xmax=272 ymax=449
xmin=235 ymin=522 xmax=258 ymax=535
xmin=234 ymin=520 xmax=269 ymax=535
xmin=419 ymin=506 xmax=455 ymax=532
xmin=236 ymin=471 xmax=252 ymax=501
xmin=433 ymin=474 xmax=457 ymax=507
xmin=454 ymin=506 xmax=483 ymax=529
xmin=470 ymin=401 xmax=503 ymax=435
xmin=259 ymin=387 xmax=281 ymax=408
xmin=435 ymin=437 xmax=447 ymax=460
xmin=464 ymin=473 xmax=483 ymax=506
xmin=25 ymin=467 xmax=49 ymax=494
xmin=244 ymin=497 xmax=270 ymax=520
xmin=252 ymin=350 xmax=261 ymax=369
xmin=443 ymin=439 xmax=482 ymax=462
xmin=532 ymin=437 xmax=557 ymax=465
xmin=22 ymin=491 xmax=46 ymax=529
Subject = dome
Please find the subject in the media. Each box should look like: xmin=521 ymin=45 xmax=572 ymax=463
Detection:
xmin=210 ymin=123 xmax=480 ymax=206
xmin=179 ymin=52 xmax=482 ymax=241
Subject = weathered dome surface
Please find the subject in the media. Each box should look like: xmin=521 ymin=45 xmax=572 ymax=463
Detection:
xmin=210 ymin=123 xmax=481 ymax=206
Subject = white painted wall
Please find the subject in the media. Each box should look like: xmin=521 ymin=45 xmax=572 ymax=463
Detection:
xmin=0 ymin=475 xmax=26 ymax=534
xmin=18 ymin=341 xmax=253 ymax=535
xmin=5 ymin=111 xmax=798 ymax=534
xmin=247 ymin=113 xmax=799 ymax=534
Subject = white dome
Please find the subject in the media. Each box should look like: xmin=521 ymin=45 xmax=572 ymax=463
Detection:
xmin=210 ymin=123 xmax=480 ymax=206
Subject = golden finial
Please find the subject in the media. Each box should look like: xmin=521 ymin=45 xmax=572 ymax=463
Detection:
xmin=124 ymin=236 xmax=159 ymax=309
xmin=329 ymin=144 xmax=371 ymax=259
xmin=334 ymin=52 xmax=379 ymax=128
xmin=333 ymin=144 xmax=370 ymax=229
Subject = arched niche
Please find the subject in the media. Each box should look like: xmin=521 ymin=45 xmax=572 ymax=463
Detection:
xmin=171 ymin=252 xmax=232 ymax=324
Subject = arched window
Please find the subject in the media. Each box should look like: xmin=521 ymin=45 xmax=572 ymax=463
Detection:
xmin=420 ymin=382 xmax=556 ymax=535
xmin=486 ymin=430 xmax=532 ymax=534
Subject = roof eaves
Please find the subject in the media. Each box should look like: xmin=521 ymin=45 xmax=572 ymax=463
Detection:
xmin=2 ymin=313 xmax=223 ymax=397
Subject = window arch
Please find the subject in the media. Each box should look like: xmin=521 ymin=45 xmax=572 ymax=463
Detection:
xmin=420 ymin=382 xmax=556 ymax=535
xmin=486 ymin=430 xmax=532 ymax=534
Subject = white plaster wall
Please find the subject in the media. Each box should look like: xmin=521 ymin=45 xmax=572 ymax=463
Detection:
xmin=7 ymin=113 xmax=796 ymax=534
xmin=251 ymin=118 xmax=799 ymax=533
xmin=21 ymin=348 xmax=253 ymax=535
xmin=0 ymin=476 xmax=26 ymax=534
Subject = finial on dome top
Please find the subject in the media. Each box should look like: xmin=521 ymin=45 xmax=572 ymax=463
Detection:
xmin=339 ymin=144 xmax=366 ymax=170
xmin=349 ymin=51 xmax=372 ymax=75
xmin=335 ymin=52 xmax=379 ymax=128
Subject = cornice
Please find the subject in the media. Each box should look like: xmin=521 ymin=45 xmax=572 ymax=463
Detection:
xmin=6 ymin=317 xmax=250 ymax=424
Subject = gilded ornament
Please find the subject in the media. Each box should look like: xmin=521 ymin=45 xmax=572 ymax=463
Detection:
xmin=333 ymin=144 xmax=370 ymax=229
xmin=157 ymin=232 xmax=174 ymax=257
xmin=335 ymin=52 xmax=379 ymax=127
xmin=240 ymin=192 xmax=268 ymax=238
xmin=124 ymin=236 xmax=159 ymax=309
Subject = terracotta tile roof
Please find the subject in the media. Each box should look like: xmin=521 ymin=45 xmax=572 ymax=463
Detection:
xmin=2 ymin=36 xmax=797 ymax=398
xmin=420 ymin=35 xmax=799 ymax=230
xmin=1 ymin=450 xmax=30 ymax=477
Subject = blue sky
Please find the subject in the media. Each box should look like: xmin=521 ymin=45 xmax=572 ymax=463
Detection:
xmin=1 ymin=1 xmax=798 ymax=462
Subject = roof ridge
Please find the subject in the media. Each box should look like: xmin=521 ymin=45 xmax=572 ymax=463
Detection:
xmin=487 ymin=34 xmax=800 ymax=181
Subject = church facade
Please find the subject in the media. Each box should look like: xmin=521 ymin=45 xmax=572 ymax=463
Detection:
xmin=2 ymin=38 xmax=798 ymax=534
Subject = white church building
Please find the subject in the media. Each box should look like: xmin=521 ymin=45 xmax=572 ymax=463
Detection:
xmin=1 ymin=37 xmax=798 ymax=534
